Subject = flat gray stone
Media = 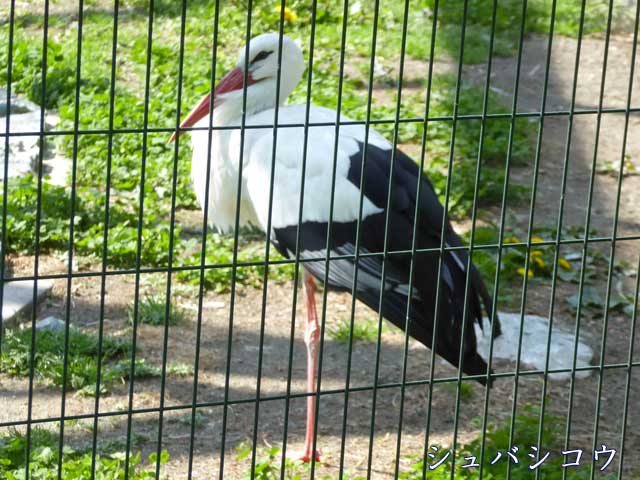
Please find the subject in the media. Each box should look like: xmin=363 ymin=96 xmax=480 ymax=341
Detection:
xmin=1 ymin=280 xmax=53 ymax=325
xmin=36 ymin=316 xmax=65 ymax=333
xmin=0 ymin=93 xmax=39 ymax=117
xmin=0 ymin=89 xmax=70 ymax=183
xmin=0 ymin=109 xmax=41 ymax=179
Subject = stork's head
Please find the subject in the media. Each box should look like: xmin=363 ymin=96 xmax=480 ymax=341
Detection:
xmin=169 ymin=33 xmax=304 ymax=142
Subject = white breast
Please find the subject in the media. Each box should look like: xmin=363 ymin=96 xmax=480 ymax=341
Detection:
xmin=240 ymin=105 xmax=390 ymax=230
xmin=189 ymin=104 xmax=391 ymax=233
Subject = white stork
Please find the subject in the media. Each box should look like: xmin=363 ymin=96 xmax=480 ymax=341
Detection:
xmin=170 ymin=33 xmax=501 ymax=462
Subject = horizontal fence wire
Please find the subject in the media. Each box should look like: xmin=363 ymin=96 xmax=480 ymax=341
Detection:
xmin=1 ymin=235 xmax=639 ymax=284
xmin=1 ymin=358 xmax=638 ymax=426
xmin=1 ymin=0 xmax=639 ymax=479
xmin=1 ymin=359 xmax=639 ymax=429
xmin=2 ymin=107 xmax=640 ymax=138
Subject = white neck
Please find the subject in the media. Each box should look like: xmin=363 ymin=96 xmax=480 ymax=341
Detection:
xmin=212 ymin=83 xmax=284 ymax=127
xmin=189 ymin=98 xmax=267 ymax=232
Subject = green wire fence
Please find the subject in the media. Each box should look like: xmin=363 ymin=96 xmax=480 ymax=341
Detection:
xmin=0 ymin=0 xmax=639 ymax=479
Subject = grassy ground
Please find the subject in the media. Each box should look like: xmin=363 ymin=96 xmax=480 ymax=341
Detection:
xmin=232 ymin=403 xmax=620 ymax=480
xmin=0 ymin=0 xmax=544 ymax=278
xmin=0 ymin=427 xmax=169 ymax=479
xmin=1 ymin=0 xmax=633 ymax=279
xmin=0 ymin=324 xmax=194 ymax=395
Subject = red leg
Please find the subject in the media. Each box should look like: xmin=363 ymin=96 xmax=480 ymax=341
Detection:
xmin=293 ymin=272 xmax=322 ymax=463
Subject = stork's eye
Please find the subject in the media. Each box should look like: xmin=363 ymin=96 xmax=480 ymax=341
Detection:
xmin=251 ymin=50 xmax=273 ymax=64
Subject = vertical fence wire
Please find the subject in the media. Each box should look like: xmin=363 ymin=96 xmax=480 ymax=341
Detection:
xmin=560 ymin=1 xmax=607 ymax=477
xmin=57 ymin=1 xmax=85 ymax=477
xmin=536 ymin=0 xmax=613 ymax=478
xmin=90 ymin=0 xmax=120 ymax=477
xmin=124 ymin=0 xmax=155 ymax=476
xmin=386 ymin=0 xmax=420 ymax=477
xmin=359 ymin=0 xmax=423 ymax=475
xmin=485 ymin=0 xmax=529 ymax=477
xmin=0 ymin=0 xmax=15 ymax=360
xmin=310 ymin=0 xmax=351 ymax=476
xmin=218 ymin=2 xmax=255 ymax=476
xmin=521 ymin=2 xmax=560 ymax=478
xmin=457 ymin=1 xmax=501 ymax=477
xmin=248 ymin=4 xmax=287 ymax=477
xmin=440 ymin=0 xmax=474 ymax=475
xmin=155 ymin=0 xmax=188 ymax=476
xmin=589 ymin=0 xmax=639 ymax=476
xmin=186 ymin=1 xmax=221 ymax=477
xmin=24 ymin=1 xmax=50 ymax=477
xmin=512 ymin=0 xmax=593 ymax=478
xmin=278 ymin=0 xmax=318 ymax=473
xmin=338 ymin=0 xmax=381 ymax=476
xmin=417 ymin=2 xmax=445 ymax=477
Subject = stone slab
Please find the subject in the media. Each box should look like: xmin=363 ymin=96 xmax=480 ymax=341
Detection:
xmin=1 ymin=279 xmax=53 ymax=326
xmin=0 ymin=89 xmax=70 ymax=182
xmin=36 ymin=316 xmax=65 ymax=332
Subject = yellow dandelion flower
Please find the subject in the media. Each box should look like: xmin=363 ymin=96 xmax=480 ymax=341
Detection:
xmin=559 ymin=258 xmax=572 ymax=270
xmin=531 ymin=236 xmax=545 ymax=243
xmin=517 ymin=267 xmax=534 ymax=278
xmin=532 ymin=256 xmax=545 ymax=268
xmin=275 ymin=5 xmax=298 ymax=22
xmin=530 ymin=249 xmax=543 ymax=257
xmin=505 ymin=236 xmax=520 ymax=244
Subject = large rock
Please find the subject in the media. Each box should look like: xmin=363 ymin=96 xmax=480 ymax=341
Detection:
xmin=475 ymin=312 xmax=594 ymax=380
xmin=0 ymin=89 xmax=69 ymax=184
xmin=0 ymin=92 xmax=41 ymax=179
xmin=1 ymin=279 xmax=53 ymax=326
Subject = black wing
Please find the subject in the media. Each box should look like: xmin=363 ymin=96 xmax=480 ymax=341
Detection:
xmin=272 ymin=141 xmax=501 ymax=384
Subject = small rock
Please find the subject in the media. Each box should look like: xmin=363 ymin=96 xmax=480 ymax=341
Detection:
xmin=36 ymin=316 xmax=66 ymax=333
xmin=204 ymin=301 xmax=226 ymax=309
xmin=0 ymin=94 xmax=39 ymax=116
xmin=42 ymin=154 xmax=71 ymax=187
xmin=180 ymin=300 xmax=226 ymax=311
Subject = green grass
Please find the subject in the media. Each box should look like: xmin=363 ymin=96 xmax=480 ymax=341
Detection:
xmin=0 ymin=327 xmax=193 ymax=394
xmin=424 ymin=0 xmax=634 ymax=64
xmin=419 ymin=77 xmax=533 ymax=218
xmin=101 ymin=357 xmax=195 ymax=384
xmin=0 ymin=427 xmax=169 ymax=479
xmin=327 ymin=317 xmax=383 ymax=343
xmin=236 ymin=404 xmax=619 ymax=479
xmin=0 ymin=2 xmax=297 ymax=290
xmin=399 ymin=404 xmax=618 ymax=479
xmin=128 ymin=294 xmax=186 ymax=326
xmin=235 ymin=443 xmax=324 ymax=480
xmin=170 ymin=411 xmax=206 ymax=430
xmin=176 ymin=232 xmax=295 ymax=292
xmin=0 ymin=327 xmax=129 ymax=391
xmin=440 ymin=381 xmax=475 ymax=402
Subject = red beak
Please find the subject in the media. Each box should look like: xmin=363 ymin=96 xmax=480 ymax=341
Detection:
xmin=169 ymin=66 xmax=253 ymax=143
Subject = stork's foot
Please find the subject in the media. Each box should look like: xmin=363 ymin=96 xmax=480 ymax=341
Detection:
xmin=288 ymin=448 xmax=321 ymax=463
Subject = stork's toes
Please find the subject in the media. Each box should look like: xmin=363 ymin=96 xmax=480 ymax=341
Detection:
xmin=288 ymin=449 xmax=321 ymax=463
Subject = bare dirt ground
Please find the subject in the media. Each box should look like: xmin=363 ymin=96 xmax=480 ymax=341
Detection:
xmin=1 ymin=33 xmax=639 ymax=478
